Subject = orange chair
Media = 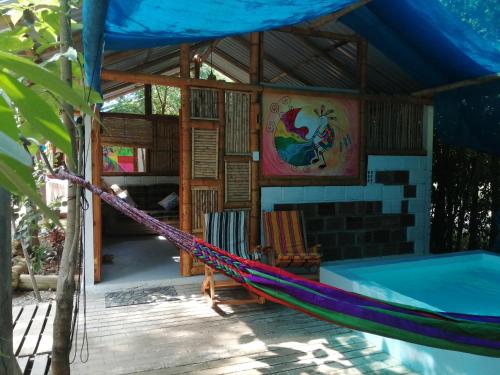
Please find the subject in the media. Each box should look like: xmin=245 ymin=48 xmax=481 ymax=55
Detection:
xmin=262 ymin=210 xmax=321 ymax=278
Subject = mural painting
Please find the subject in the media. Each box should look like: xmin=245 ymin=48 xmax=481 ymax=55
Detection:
xmin=262 ymin=92 xmax=360 ymax=180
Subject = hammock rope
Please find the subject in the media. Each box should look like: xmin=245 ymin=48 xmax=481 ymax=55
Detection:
xmin=57 ymin=170 xmax=500 ymax=358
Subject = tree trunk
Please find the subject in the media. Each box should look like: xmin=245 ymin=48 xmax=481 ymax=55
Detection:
xmin=51 ymin=0 xmax=82 ymax=373
xmin=0 ymin=188 xmax=22 ymax=375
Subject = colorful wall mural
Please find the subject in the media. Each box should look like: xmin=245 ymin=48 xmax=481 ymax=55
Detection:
xmin=102 ymin=146 xmax=136 ymax=173
xmin=262 ymin=92 xmax=360 ymax=180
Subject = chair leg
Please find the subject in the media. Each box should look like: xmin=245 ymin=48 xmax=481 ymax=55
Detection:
xmin=209 ymin=269 xmax=216 ymax=307
xmin=201 ymin=266 xmax=211 ymax=293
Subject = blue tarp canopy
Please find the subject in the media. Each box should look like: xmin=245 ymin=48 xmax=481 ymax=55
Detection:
xmin=83 ymin=0 xmax=500 ymax=154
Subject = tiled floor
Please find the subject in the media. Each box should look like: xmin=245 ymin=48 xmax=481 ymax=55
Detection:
xmin=101 ymin=235 xmax=183 ymax=284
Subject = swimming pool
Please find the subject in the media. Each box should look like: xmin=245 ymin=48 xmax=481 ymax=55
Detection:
xmin=320 ymin=251 xmax=500 ymax=375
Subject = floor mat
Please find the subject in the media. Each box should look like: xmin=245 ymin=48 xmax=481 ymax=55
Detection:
xmin=105 ymin=285 xmax=179 ymax=308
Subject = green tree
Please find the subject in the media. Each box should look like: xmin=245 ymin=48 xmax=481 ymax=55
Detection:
xmin=0 ymin=1 xmax=98 ymax=374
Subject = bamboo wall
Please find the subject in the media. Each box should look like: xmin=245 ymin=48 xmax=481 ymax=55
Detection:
xmin=101 ymin=113 xmax=179 ymax=176
xmin=366 ymin=101 xmax=424 ymax=155
xmin=181 ymin=86 xmax=258 ymax=276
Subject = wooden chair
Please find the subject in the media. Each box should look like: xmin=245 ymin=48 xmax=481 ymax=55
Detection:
xmin=201 ymin=210 xmax=265 ymax=307
xmin=262 ymin=210 xmax=321 ymax=279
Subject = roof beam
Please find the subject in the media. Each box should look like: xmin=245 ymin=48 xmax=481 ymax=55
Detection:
xmin=412 ymin=73 xmax=500 ymax=97
xmin=101 ymin=69 xmax=262 ymax=92
xmin=276 ymin=26 xmax=357 ymax=42
xmin=308 ymin=0 xmax=372 ymax=29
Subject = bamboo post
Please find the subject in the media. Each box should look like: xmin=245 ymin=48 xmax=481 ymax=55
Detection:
xmin=218 ymin=89 xmax=225 ymax=210
xmin=144 ymin=84 xmax=152 ymax=115
xmin=249 ymin=93 xmax=261 ymax=249
xmin=179 ymin=44 xmax=192 ymax=276
xmin=249 ymin=32 xmax=262 ymax=249
xmin=249 ymin=32 xmax=262 ymax=84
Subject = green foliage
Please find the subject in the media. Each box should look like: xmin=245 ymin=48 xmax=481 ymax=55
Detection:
xmin=0 ymin=0 xmax=99 ymax=218
xmin=438 ymin=0 xmax=500 ymax=44
xmin=103 ymin=64 xmax=230 ymax=115
xmin=431 ymin=135 xmax=499 ymax=252
xmin=104 ymin=85 xmax=181 ymax=115
xmin=12 ymin=160 xmax=65 ymax=273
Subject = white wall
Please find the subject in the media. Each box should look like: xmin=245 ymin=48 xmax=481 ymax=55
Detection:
xmin=84 ymin=115 xmax=95 ymax=286
xmin=261 ymin=106 xmax=434 ymax=255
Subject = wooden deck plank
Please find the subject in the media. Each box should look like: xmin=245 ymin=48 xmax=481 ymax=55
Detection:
xmin=19 ymin=303 xmax=51 ymax=357
xmin=16 ymin=356 xmax=30 ymax=374
xmin=30 ymin=354 xmax=49 ymax=375
xmin=62 ymin=283 xmax=414 ymax=375
xmin=13 ymin=304 xmax=37 ymax=355
xmin=36 ymin=304 xmax=55 ymax=354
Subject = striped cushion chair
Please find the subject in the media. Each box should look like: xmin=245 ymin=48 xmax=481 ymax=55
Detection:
xmin=262 ymin=210 xmax=321 ymax=277
xmin=201 ymin=211 xmax=265 ymax=307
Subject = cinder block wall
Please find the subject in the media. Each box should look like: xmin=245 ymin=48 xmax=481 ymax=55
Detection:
xmin=261 ymin=154 xmax=432 ymax=259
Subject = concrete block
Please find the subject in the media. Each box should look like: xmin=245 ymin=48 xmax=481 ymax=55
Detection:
xmin=324 ymin=186 xmax=346 ymax=201
xmin=345 ymin=186 xmax=364 ymax=200
xmin=282 ymin=187 xmax=303 ymax=202
xmin=303 ymin=186 xmax=325 ymax=202
xmin=363 ymin=184 xmax=383 ymax=200
xmin=382 ymin=185 xmax=403 ymax=201
xmin=417 ymin=183 xmax=430 ymax=200
xmin=261 ymin=187 xmax=282 ymax=209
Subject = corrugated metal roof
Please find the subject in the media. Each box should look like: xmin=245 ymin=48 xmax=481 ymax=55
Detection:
xmin=101 ymin=18 xmax=423 ymax=98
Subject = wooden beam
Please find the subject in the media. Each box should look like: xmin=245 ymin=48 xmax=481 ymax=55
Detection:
xmin=179 ymin=44 xmax=191 ymax=277
xmin=144 ymin=84 xmax=152 ymax=115
xmin=412 ymin=73 xmax=500 ymax=97
xmin=277 ymin=26 xmax=357 ymax=42
xmin=249 ymin=32 xmax=262 ymax=84
xmin=101 ymin=69 xmax=262 ymax=92
xmin=308 ymin=0 xmax=371 ymax=29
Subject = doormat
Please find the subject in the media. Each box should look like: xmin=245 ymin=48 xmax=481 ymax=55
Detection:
xmin=105 ymin=286 xmax=179 ymax=308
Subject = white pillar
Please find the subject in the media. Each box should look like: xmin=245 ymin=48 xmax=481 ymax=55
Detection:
xmin=83 ymin=114 xmax=95 ymax=286
xmin=421 ymin=105 xmax=434 ymax=255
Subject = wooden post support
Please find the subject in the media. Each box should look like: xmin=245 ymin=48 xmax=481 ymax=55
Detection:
xmin=249 ymin=93 xmax=261 ymax=249
xmin=193 ymin=54 xmax=202 ymax=79
xmin=249 ymin=32 xmax=263 ymax=84
xmin=144 ymin=84 xmax=152 ymax=115
xmin=179 ymin=44 xmax=192 ymax=276
xmin=249 ymin=33 xmax=262 ymax=249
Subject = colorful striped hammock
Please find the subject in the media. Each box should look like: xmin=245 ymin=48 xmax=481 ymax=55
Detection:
xmin=58 ymin=170 xmax=500 ymax=358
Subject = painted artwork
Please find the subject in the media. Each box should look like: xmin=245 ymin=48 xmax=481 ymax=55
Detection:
xmin=102 ymin=146 xmax=135 ymax=173
xmin=262 ymin=92 xmax=360 ymax=179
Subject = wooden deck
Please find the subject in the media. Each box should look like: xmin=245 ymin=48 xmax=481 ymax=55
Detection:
xmin=13 ymin=302 xmax=54 ymax=375
xmin=14 ymin=283 xmax=418 ymax=374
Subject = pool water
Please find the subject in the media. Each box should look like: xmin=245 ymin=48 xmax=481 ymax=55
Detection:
xmin=349 ymin=253 xmax=500 ymax=315
xmin=320 ymin=251 xmax=500 ymax=375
